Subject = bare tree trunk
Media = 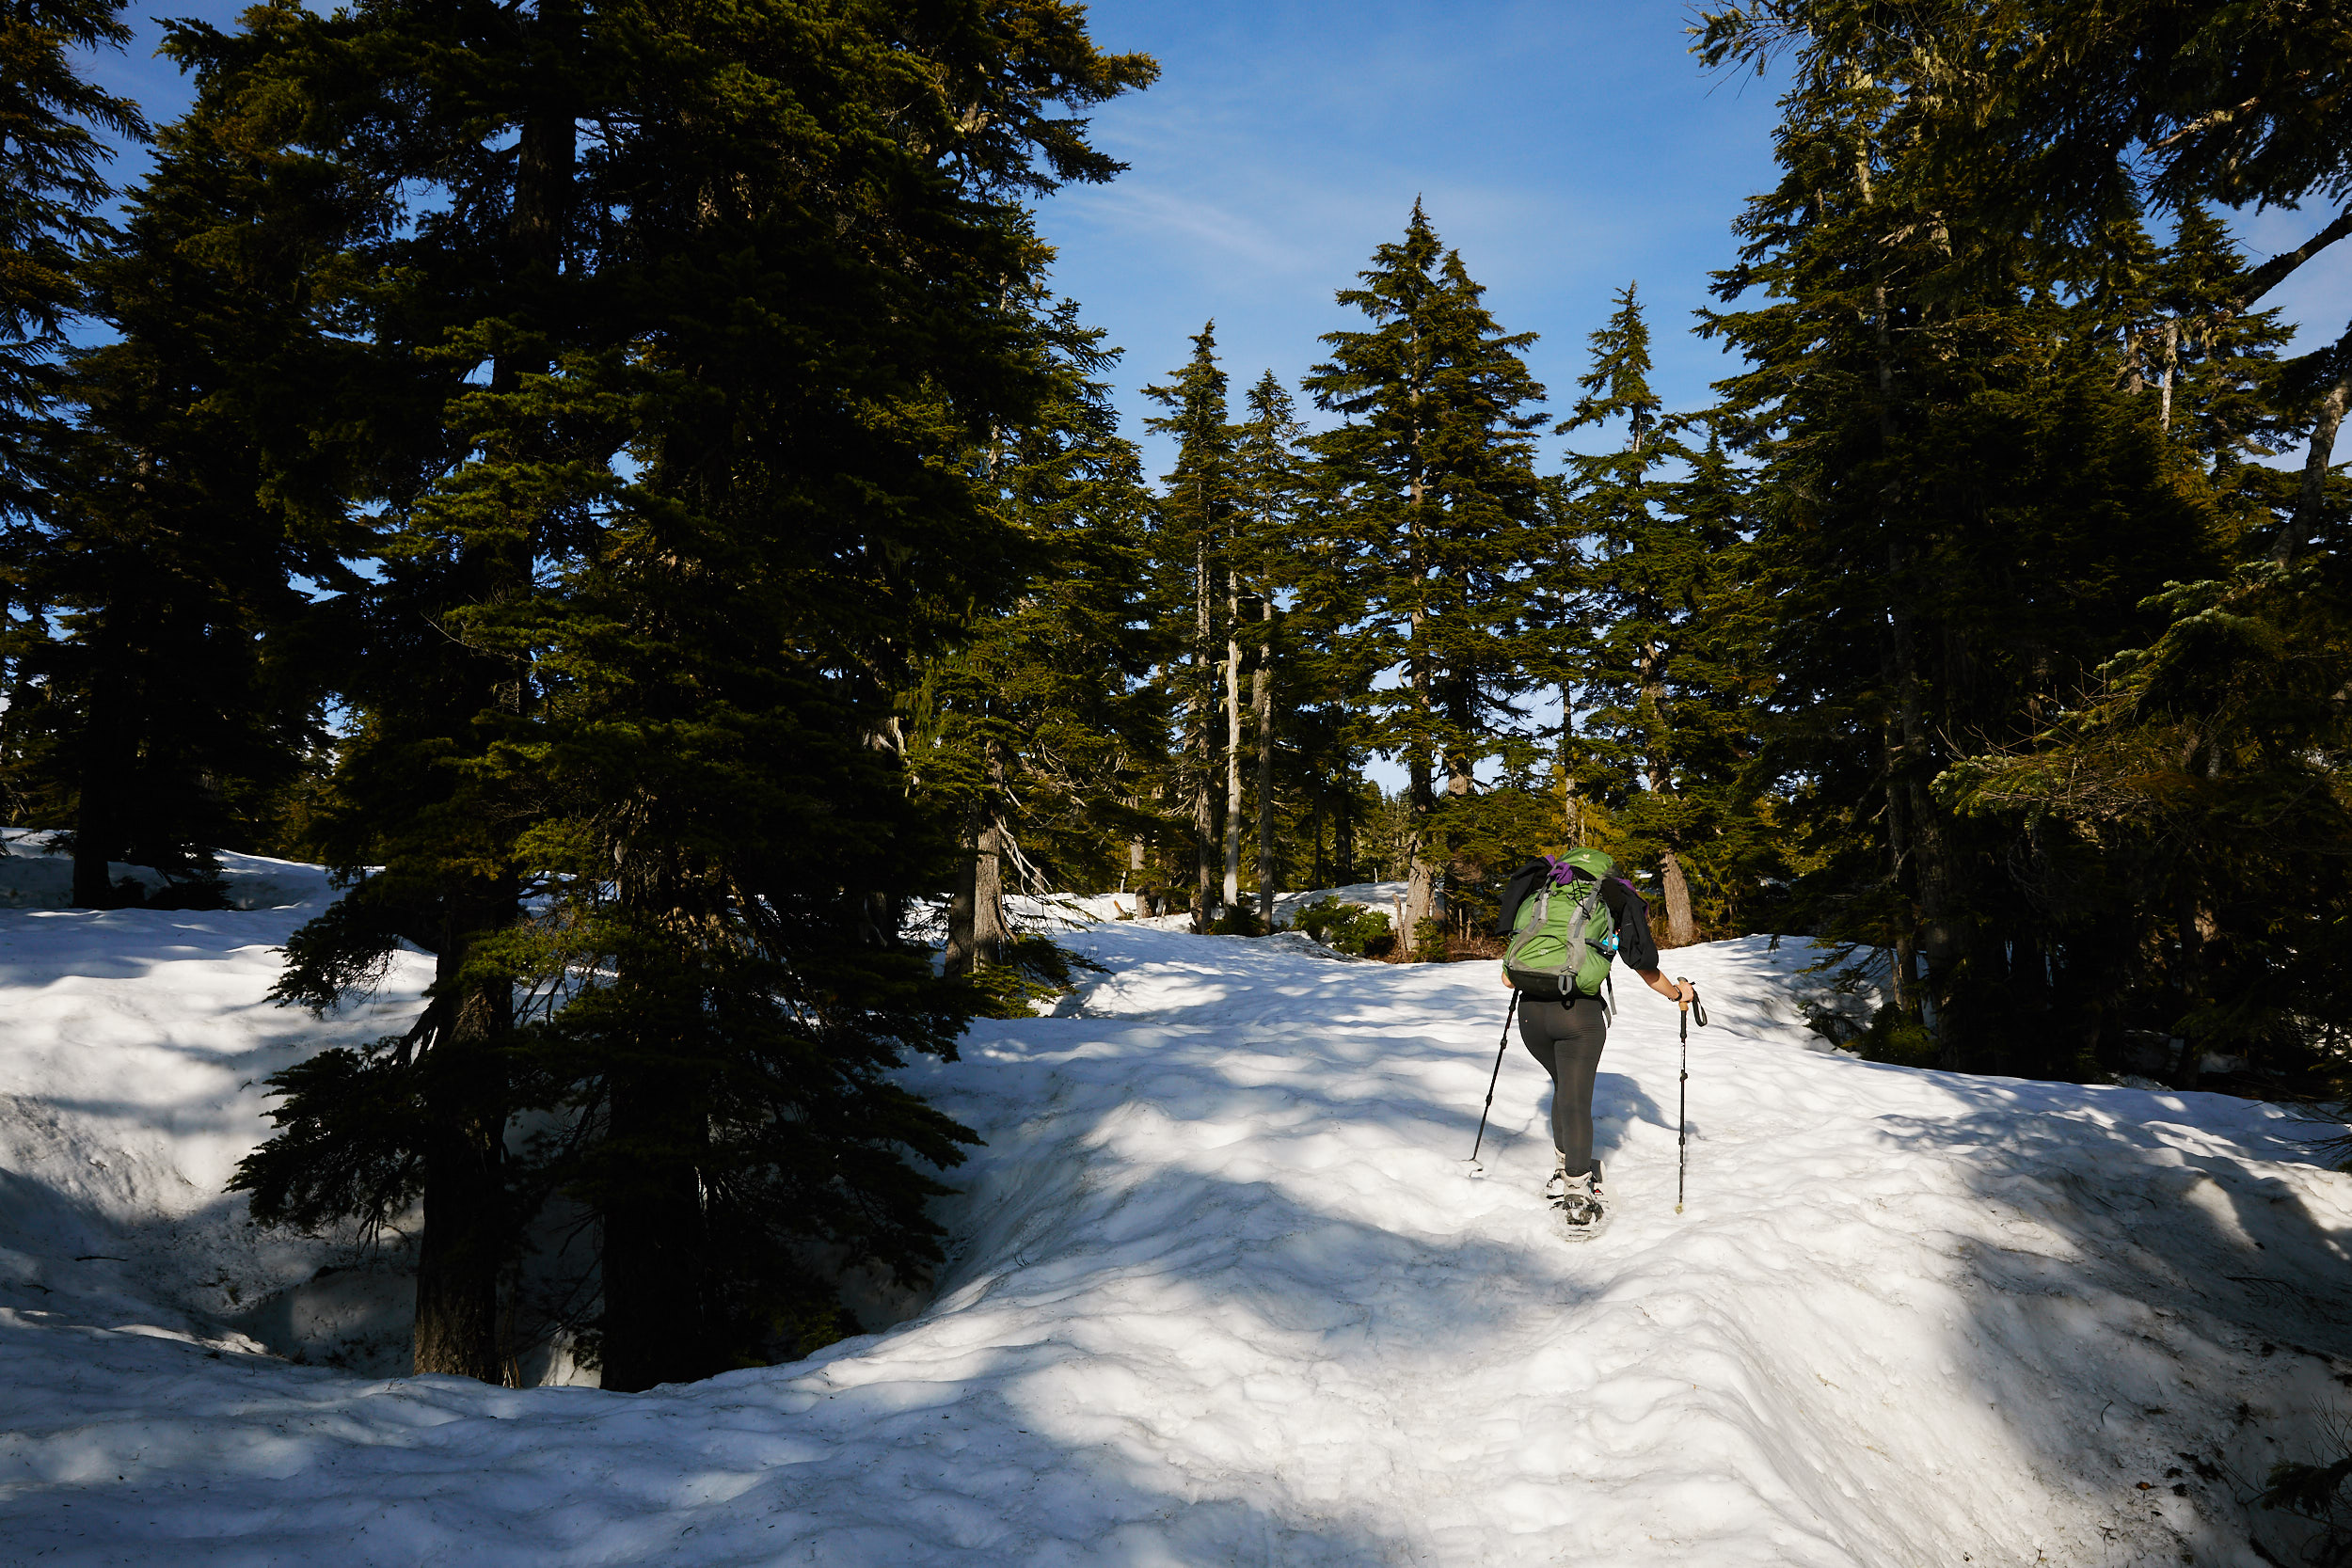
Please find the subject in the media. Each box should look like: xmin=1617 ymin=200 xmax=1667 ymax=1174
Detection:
xmin=1254 ymin=596 xmax=1275 ymax=927
xmin=1223 ymin=577 xmax=1243 ymax=913
xmin=2169 ymin=895 xmax=2209 ymax=1090
xmin=944 ymin=737 xmax=1012 ymax=975
xmin=943 ymin=842 xmax=977 ymax=974
xmin=70 ymin=655 xmax=133 ymax=908
xmin=1890 ymin=929 xmax=1917 ymax=1023
xmin=2157 ymin=318 xmax=2179 ymax=432
xmin=972 ymin=821 xmax=1009 ymax=967
xmin=1657 ymin=851 xmax=1696 ymax=947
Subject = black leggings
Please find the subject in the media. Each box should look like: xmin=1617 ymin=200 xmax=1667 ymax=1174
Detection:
xmin=1518 ymin=994 xmax=1608 ymax=1177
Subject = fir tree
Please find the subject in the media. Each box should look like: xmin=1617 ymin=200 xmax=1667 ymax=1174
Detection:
xmin=11 ymin=59 xmax=379 ymax=907
xmin=920 ymin=298 xmax=1163 ymax=979
xmin=229 ymin=0 xmax=603 ymax=1382
xmin=520 ymin=0 xmax=1152 ymax=1387
xmin=1701 ymin=49 xmax=2226 ymax=1072
xmin=0 ymin=0 xmax=145 ymax=808
xmin=1304 ymin=202 xmax=1546 ymax=958
xmin=0 ymin=0 xmax=142 ymax=515
xmin=1234 ymin=370 xmax=1307 ymax=926
xmin=1142 ymin=323 xmax=1238 ymax=931
xmin=1557 ymin=282 xmax=1703 ymax=945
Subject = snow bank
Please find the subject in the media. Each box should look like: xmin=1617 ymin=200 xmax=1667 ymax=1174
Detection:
xmin=0 ymin=838 xmax=433 ymax=1370
xmin=3 ymin=879 xmax=2348 ymax=1565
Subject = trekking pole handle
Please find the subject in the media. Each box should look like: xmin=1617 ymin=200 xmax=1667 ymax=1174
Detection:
xmin=1677 ymin=977 xmax=1708 ymax=1028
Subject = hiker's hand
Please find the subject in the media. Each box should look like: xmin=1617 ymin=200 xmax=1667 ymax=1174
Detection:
xmin=1637 ymin=968 xmax=1686 ymax=1006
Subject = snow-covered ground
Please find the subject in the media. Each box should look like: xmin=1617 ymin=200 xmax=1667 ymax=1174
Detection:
xmin=3 ymin=861 xmax=2349 ymax=1565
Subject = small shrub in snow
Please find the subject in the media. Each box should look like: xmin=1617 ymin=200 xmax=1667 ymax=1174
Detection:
xmin=963 ymin=935 xmax=1107 ymax=1018
xmin=1209 ymin=904 xmax=1263 ymax=937
xmin=1291 ymin=897 xmax=1391 ymax=958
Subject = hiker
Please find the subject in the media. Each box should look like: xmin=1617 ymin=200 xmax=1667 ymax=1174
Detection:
xmin=1491 ymin=848 xmax=1694 ymax=1225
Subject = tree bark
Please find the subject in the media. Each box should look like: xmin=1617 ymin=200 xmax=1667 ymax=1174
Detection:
xmin=411 ymin=934 xmax=509 ymax=1382
xmin=596 ymin=1060 xmax=711 ymax=1392
xmin=1640 ymin=643 xmax=1696 ymax=946
xmin=1889 ymin=929 xmax=1918 ymax=1024
xmin=971 ymin=821 xmax=1008 ymax=966
xmin=943 ymin=742 xmax=1011 ymax=975
xmin=1657 ymin=850 xmax=1696 ymax=947
xmin=70 ymin=666 xmax=132 ymax=908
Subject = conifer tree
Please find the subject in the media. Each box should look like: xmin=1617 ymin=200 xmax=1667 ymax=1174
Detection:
xmin=0 ymin=0 xmax=142 ymax=515
xmin=12 ymin=61 xmax=377 ymax=907
xmin=1557 ymin=282 xmax=1702 ymax=945
xmin=227 ymin=0 xmax=603 ymax=1383
xmin=1708 ymin=1 xmax=2347 ymax=1088
xmin=1700 ymin=47 xmax=2224 ymax=1072
xmin=1304 ymin=203 xmax=1546 ymax=958
xmin=1143 ymin=324 xmax=1238 ymax=930
xmin=235 ymin=0 xmax=1156 ymax=1387
xmin=1234 ymin=370 xmax=1306 ymax=926
xmin=0 ymin=0 xmax=144 ymax=807
xmin=923 ymin=300 xmax=1162 ymax=976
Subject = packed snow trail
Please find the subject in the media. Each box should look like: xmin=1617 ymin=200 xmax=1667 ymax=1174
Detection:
xmin=2 ymin=887 xmax=2349 ymax=1565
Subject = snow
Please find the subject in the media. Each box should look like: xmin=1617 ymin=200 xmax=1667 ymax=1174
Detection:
xmin=4 ymin=861 xmax=2349 ymax=1565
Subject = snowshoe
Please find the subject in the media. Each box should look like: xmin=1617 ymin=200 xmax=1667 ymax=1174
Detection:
xmin=1554 ymin=1162 xmax=1609 ymax=1242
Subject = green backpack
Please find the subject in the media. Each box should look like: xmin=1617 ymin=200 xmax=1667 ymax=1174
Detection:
xmin=1502 ymin=863 xmax=1618 ymax=999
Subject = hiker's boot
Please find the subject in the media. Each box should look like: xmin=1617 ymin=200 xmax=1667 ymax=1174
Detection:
xmin=1543 ymin=1150 xmax=1569 ymax=1204
xmin=1560 ymin=1163 xmax=1604 ymax=1227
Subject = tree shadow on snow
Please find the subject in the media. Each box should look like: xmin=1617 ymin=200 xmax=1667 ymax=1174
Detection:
xmin=1892 ymin=1079 xmax=2352 ymax=1566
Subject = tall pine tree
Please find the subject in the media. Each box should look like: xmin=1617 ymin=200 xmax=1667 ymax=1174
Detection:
xmin=1304 ymin=203 xmax=1546 ymax=958
xmin=1143 ymin=323 xmax=1238 ymax=930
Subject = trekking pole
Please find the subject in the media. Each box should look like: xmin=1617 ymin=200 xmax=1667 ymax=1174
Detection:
xmin=1675 ymin=979 xmax=1708 ymax=1213
xmin=1466 ymin=990 xmax=1520 ymax=1176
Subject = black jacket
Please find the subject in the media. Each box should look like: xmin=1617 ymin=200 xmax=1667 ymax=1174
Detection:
xmin=1490 ymin=860 xmax=1661 ymax=971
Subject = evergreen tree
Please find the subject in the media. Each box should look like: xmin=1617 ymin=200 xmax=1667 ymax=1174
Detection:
xmin=1304 ymin=202 xmax=1546 ymax=958
xmin=1556 ymin=282 xmax=1703 ymax=945
xmin=921 ymin=298 xmax=1163 ymax=979
xmin=1700 ymin=49 xmax=2225 ymax=1073
xmin=10 ymin=60 xmax=377 ymax=906
xmin=0 ymin=0 xmax=142 ymax=515
xmin=241 ymin=0 xmax=1155 ymax=1389
xmin=1234 ymin=370 xmax=1306 ymax=926
xmin=1142 ymin=323 xmax=1238 ymax=930
xmin=230 ymin=0 xmax=605 ymax=1383
xmin=0 ymin=0 xmax=145 ymax=809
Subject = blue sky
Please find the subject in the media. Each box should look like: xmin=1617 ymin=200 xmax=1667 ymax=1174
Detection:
xmin=1037 ymin=2 xmax=2351 ymax=479
xmin=83 ymin=0 xmax=2350 ymax=479
xmin=1035 ymin=2 xmax=1794 ymax=476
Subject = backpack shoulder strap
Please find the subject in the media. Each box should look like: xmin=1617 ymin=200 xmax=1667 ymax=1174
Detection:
xmin=1491 ymin=861 xmax=1549 ymax=938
